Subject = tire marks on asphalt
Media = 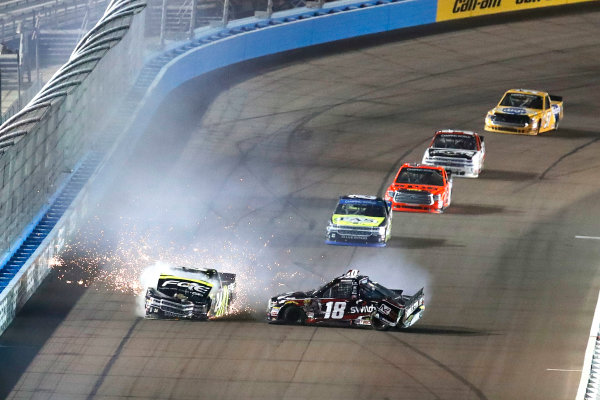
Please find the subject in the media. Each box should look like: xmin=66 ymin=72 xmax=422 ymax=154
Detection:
xmin=86 ymin=318 xmax=141 ymax=400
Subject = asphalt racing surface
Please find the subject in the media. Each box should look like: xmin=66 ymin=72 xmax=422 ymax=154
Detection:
xmin=3 ymin=6 xmax=600 ymax=400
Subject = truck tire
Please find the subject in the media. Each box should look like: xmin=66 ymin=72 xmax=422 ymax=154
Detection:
xmin=281 ymin=306 xmax=305 ymax=325
xmin=371 ymin=312 xmax=390 ymax=331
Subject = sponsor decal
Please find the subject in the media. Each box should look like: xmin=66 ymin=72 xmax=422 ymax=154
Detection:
xmin=339 ymin=198 xmax=382 ymax=206
xmin=437 ymin=0 xmax=594 ymax=21
xmin=161 ymin=279 xmax=211 ymax=294
xmin=378 ymin=303 xmax=392 ymax=316
xmin=332 ymin=214 xmax=385 ymax=227
xmin=499 ymin=107 xmax=528 ymax=115
xmin=437 ymin=134 xmax=473 ymax=140
xmin=405 ymin=297 xmax=424 ymax=316
xmin=340 ymin=216 xmax=376 ymax=224
xmin=350 ymin=304 xmax=376 ymax=313
xmin=341 ymin=235 xmax=369 ymax=240
xmin=430 ymin=149 xmax=476 ymax=158
xmin=450 ymin=0 xmax=502 ymax=14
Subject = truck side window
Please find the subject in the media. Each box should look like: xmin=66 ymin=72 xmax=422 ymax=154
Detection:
xmin=330 ymin=282 xmax=353 ymax=299
xmin=544 ymin=96 xmax=550 ymax=110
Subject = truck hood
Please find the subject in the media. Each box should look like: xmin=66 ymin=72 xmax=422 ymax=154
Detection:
xmin=331 ymin=214 xmax=385 ymax=227
xmin=493 ymin=106 xmax=539 ymax=117
xmin=390 ymin=184 xmax=445 ymax=194
xmin=428 ymin=148 xmax=476 ymax=159
xmin=155 ymin=274 xmax=213 ymax=303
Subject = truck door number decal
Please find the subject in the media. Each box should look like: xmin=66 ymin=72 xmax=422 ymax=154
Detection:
xmin=324 ymin=301 xmax=346 ymax=319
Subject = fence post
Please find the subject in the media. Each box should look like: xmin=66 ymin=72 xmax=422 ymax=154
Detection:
xmin=17 ymin=22 xmax=23 ymax=109
xmin=188 ymin=0 xmax=197 ymax=40
xmin=34 ymin=16 xmax=40 ymax=84
xmin=222 ymin=0 xmax=230 ymax=26
xmin=160 ymin=0 xmax=167 ymax=47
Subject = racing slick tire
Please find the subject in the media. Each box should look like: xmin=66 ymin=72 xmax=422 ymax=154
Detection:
xmin=281 ymin=306 xmax=306 ymax=325
xmin=554 ymin=116 xmax=560 ymax=130
xmin=370 ymin=312 xmax=391 ymax=331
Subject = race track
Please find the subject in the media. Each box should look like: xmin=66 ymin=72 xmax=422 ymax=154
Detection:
xmin=3 ymin=6 xmax=600 ymax=400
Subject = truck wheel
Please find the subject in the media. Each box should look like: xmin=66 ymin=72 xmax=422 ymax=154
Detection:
xmin=145 ymin=308 xmax=160 ymax=319
xmin=371 ymin=312 xmax=390 ymax=331
xmin=281 ymin=306 xmax=305 ymax=325
xmin=554 ymin=116 xmax=560 ymax=130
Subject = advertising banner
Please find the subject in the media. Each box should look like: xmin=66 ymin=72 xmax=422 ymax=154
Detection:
xmin=437 ymin=0 xmax=596 ymax=21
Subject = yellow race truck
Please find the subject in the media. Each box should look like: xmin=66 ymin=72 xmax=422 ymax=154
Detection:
xmin=485 ymin=89 xmax=563 ymax=135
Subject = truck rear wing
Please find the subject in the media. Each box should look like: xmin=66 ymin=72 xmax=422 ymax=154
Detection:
xmin=403 ymin=288 xmax=424 ymax=310
xmin=549 ymin=94 xmax=563 ymax=102
xmin=401 ymin=288 xmax=425 ymax=328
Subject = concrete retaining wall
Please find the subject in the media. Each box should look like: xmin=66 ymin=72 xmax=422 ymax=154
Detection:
xmin=0 ymin=8 xmax=146 ymax=335
xmin=0 ymin=10 xmax=145 ymax=261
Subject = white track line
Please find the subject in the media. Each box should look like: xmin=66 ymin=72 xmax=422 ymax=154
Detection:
xmin=576 ymin=236 xmax=600 ymax=240
xmin=547 ymin=369 xmax=581 ymax=372
xmin=576 ymin=290 xmax=600 ymax=399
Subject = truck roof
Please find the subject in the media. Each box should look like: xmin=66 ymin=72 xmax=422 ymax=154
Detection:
xmin=400 ymin=162 xmax=446 ymax=172
xmin=506 ymin=88 xmax=547 ymax=96
xmin=435 ymin=129 xmax=478 ymax=137
xmin=339 ymin=195 xmax=386 ymax=205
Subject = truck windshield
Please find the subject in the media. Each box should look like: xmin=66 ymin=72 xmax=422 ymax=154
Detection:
xmin=500 ymin=93 xmax=543 ymax=109
xmin=433 ymin=134 xmax=477 ymax=150
xmin=334 ymin=203 xmax=386 ymax=217
xmin=395 ymin=168 xmax=444 ymax=186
